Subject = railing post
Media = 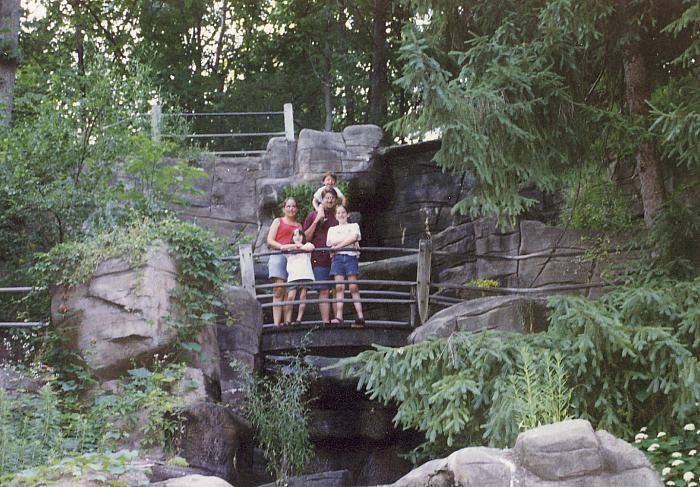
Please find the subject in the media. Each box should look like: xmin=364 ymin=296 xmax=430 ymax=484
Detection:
xmin=283 ymin=103 xmax=294 ymax=142
xmin=151 ymin=102 xmax=162 ymax=142
xmin=409 ymin=285 xmax=417 ymax=328
xmin=238 ymin=244 xmax=256 ymax=297
xmin=416 ymin=239 xmax=432 ymax=325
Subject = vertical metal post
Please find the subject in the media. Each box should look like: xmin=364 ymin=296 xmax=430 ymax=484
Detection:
xmin=283 ymin=103 xmax=294 ymax=142
xmin=151 ymin=103 xmax=162 ymax=141
xmin=239 ymin=244 xmax=256 ymax=297
xmin=416 ymin=239 xmax=432 ymax=325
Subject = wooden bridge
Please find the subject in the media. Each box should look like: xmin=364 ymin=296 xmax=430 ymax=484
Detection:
xmin=237 ymin=240 xmax=455 ymax=357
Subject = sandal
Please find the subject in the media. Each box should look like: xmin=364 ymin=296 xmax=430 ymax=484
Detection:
xmin=352 ymin=318 xmax=365 ymax=328
xmin=330 ymin=318 xmax=342 ymax=326
xmin=291 ymin=320 xmax=302 ymax=326
xmin=282 ymin=321 xmax=292 ymax=327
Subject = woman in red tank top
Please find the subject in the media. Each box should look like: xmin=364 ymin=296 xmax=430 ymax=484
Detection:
xmin=266 ymin=197 xmax=302 ymax=326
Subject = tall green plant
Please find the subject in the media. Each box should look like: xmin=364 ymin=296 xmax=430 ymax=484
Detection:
xmin=232 ymin=356 xmax=315 ymax=485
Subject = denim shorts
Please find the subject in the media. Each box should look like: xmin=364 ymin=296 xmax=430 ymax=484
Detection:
xmin=268 ymin=253 xmax=288 ymax=280
xmin=288 ymin=279 xmax=312 ymax=291
xmin=330 ymin=254 xmax=360 ymax=277
xmin=312 ymin=265 xmax=332 ymax=289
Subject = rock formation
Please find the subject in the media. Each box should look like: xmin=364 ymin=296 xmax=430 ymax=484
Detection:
xmin=376 ymin=420 xmax=662 ymax=487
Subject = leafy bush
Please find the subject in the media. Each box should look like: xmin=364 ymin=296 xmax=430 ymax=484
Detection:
xmin=278 ymin=180 xmax=349 ymax=221
xmin=339 ymin=276 xmax=700 ymax=463
xmin=0 ymin=360 xmax=187 ymax=480
xmin=232 ymin=355 xmax=315 ymax=485
xmin=558 ymin=165 xmax=637 ymax=231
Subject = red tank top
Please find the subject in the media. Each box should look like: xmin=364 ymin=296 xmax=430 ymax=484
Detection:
xmin=274 ymin=218 xmax=301 ymax=245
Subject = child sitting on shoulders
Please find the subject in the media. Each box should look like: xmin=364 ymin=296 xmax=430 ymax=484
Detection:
xmin=284 ymin=228 xmax=315 ymax=326
xmin=312 ymin=171 xmax=347 ymax=212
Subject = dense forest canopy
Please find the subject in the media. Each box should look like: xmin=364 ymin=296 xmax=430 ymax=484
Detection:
xmin=0 ymin=0 xmax=696 ymax=287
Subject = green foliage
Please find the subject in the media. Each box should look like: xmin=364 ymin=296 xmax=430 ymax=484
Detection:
xmin=232 ymin=356 xmax=315 ymax=485
xmin=464 ymin=279 xmax=499 ymax=288
xmin=558 ymin=165 xmax=637 ymax=231
xmin=503 ymin=347 xmax=572 ymax=432
xmin=90 ymin=362 xmax=186 ymax=452
xmin=0 ymin=361 xmax=187 ymax=481
xmin=633 ymin=420 xmax=700 ymax=487
xmin=339 ymin=276 xmax=700 ymax=462
xmin=2 ymin=449 xmax=142 ymax=486
xmin=278 ymin=181 xmax=349 ymax=221
xmin=0 ymin=383 xmax=62 ymax=476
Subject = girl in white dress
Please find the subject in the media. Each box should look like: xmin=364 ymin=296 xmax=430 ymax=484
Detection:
xmin=285 ymin=228 xmax=315 ymax=326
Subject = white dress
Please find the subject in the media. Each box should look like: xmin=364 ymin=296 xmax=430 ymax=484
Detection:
xmin=286 ymin=252 xmax=315 ymax=282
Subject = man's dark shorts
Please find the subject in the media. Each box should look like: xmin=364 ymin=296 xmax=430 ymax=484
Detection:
xmin=312 ymin=265 xmax=332 ymax=290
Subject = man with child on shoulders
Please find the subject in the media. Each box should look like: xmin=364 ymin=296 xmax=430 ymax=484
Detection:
xmin=303 ymin=187 xmax=339 ymax=325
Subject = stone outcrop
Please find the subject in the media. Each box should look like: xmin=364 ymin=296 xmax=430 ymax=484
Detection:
xmin=149 ymin=474 xmax=235 ymax=486
xmin=50 ymin=243 xmax=219 ymax=382
xmin=218 ymin=285 xmax=263 ymax=410
xmin=257 ymin=470 xmax=352 ymax=487
xmin=176 ymin=402 xmax=253 ymax=484
xmin=436 ymin=218 xmax=628 ymax=298
xmin=409 ymin=295 xmax=549 ymax=343
xmin=378 ymin=419 xmax=662 ymax=487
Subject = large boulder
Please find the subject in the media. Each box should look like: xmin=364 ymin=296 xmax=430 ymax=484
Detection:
xmin=50 ymin=243 xmax=221 ymax=385
xmin=177 ymin=402 xmax=253 ymax=484
xmin=257 ymin=470 xmax=352 ymax=487
xmin=50 ymin=243 xmax=219 ymax=382
xmin=377 ymin=420 xmax=662 ymax=487
xmin=149 ymin=474 xmax=234 ymax=486
xmin=409 ymin=295 xmax=549 ymax=343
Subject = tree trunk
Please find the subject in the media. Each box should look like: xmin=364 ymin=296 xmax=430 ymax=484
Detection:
xmin=0 ymin=0 xmax=20 ymax=126
xmin=616 ymin=0 xmax=666 ymax=227
xmin=622 ymin=46 xmax=665 ymax=227
xmin=369 ymin=0 xmax=387 ymax=125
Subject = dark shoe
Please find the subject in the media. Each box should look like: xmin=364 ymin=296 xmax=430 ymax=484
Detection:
xmin=282 ymin=321 xmax=292 ymax=327
xmin=322 ymin=321 xmax=332 ymax=327
xmin=352 ymin=318 xmax=365 ymax=328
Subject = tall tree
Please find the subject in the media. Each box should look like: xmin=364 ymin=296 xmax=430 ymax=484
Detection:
xmin=390 ymin=0 xmax=694 ymax=227
xmin=0 ymin=0 xmax=20 ymax=126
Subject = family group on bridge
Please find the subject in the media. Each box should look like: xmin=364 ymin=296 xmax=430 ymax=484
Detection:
xmin=266 ymin=172 xmax=366 ymax=328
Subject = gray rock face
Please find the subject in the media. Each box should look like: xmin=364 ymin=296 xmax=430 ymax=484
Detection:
xmin=149 ymin=474 xmax=234 ymax=487
xmin=177 ymin=402 xmax=252 ymax=483
xmin=409 ymin=295 xmax=549 ymax=343
xmin=178 ymin=156 xmax=263 ymax=240
xmin=218 ymin=286 xmax=262 ymax=409
xmin=370 ymin=141 xmax=472 ymax=249
xmin=378 ymin=420 xmax=662 ymax=487
xmin=257 ymin=470 xmax=352 ymax=487
xmin=50 ymin=243 xmax=222 ymax=381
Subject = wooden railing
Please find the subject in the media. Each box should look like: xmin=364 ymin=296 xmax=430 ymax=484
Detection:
xmin=237 ymin=241 xmax=434 ymax=329
xmin=237 ymin=240 xmax=609 ymax=329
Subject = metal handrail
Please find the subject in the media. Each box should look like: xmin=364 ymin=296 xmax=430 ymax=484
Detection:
xmin=255 ymin=279 xmax=416 ymax=290
xmin=0 ymin=287 xmax=47 ymax=328
xmin=260 ymin=297 xmax=415 ymax=308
